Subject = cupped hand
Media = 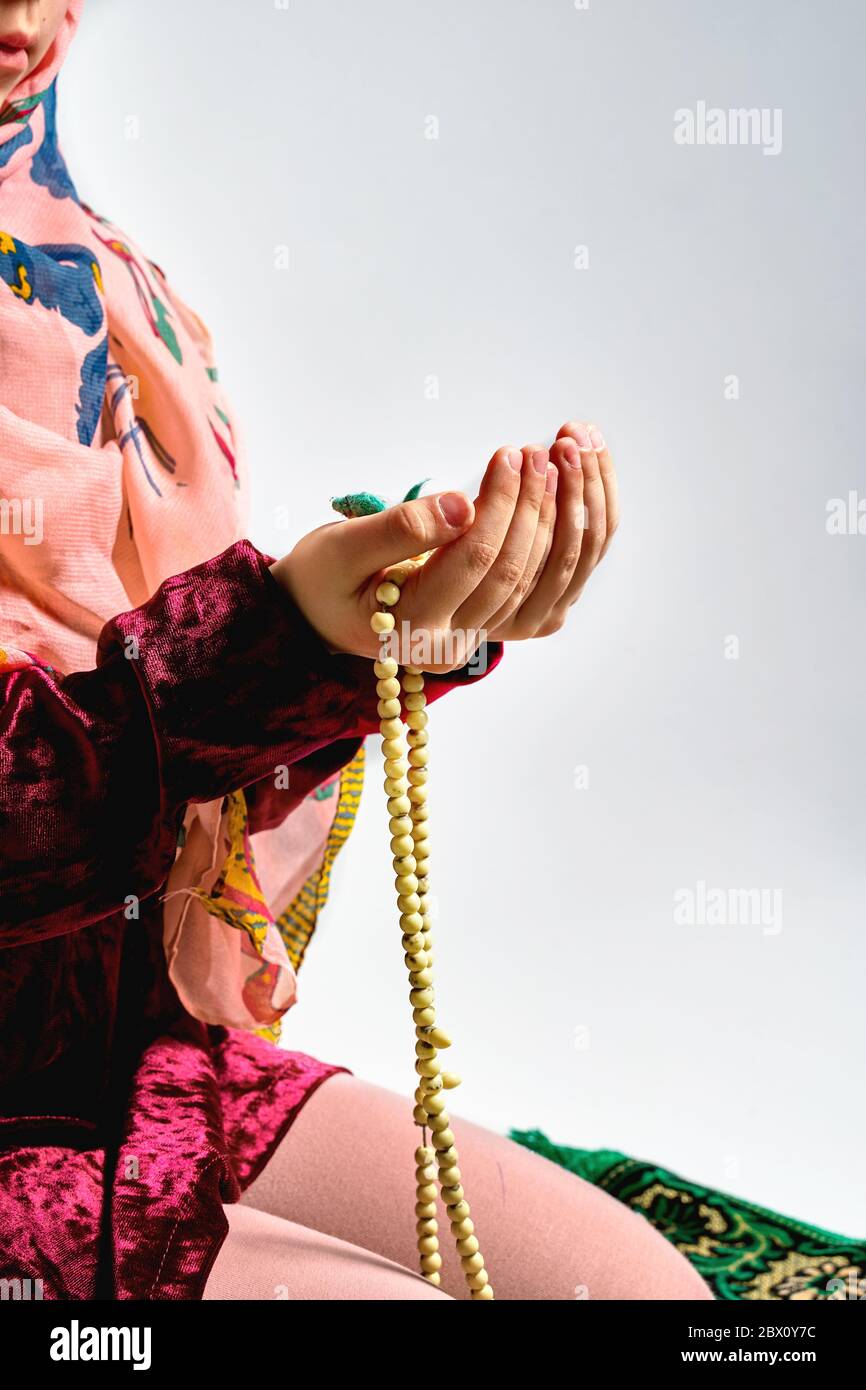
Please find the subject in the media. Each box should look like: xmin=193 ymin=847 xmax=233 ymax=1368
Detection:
xmin=480 ymin=420 xmax=618 ymax=641
xmin=270 ymin=421 xmax=618 ymax=671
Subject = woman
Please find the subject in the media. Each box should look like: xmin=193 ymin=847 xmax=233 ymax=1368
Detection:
xmin=0 ymin=1 xmax=711 ymax=1300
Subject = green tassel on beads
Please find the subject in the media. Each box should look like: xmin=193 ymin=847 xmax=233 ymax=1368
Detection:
xmin=331 ymin=478 xmax=431 ymax=518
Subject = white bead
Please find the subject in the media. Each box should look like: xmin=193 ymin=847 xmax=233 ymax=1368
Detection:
xmin=400 ymin=911 xmax=424 ymax=932
xmin=374 ymin=657 xmax=399 ymax=679
xmin=435 ymin=1146 xmax=458 ymax=1169
xmin=381 ymin=739 xmax=405 ymax=762
xmin=406 ymin=710 xmax=428 ymax=731
xmin=401 ymin=673 xmax=424 ymax=693
xmin=376 ymin=677 xmax=401 ymax=699
xmin=432 ymin=1129 xmax=455 ymax=1151
xmin=441 ymin=1072 xmax=461 ymax=1090
xmin=396 ymin=873 xmax=419 ymax=895
xmin=413 ymin=1007 xmax=436 ymax=1026
xmin=370 ymin=611 xmax=395 ymax=634
xmin=384 ymin=562 xmax=416 ymax=585
xmin=457 ymin=1235 xmax=480 ymax=1257
xmin=384 ymin=757 xmax=409 ymax=778
xmin=387 ymin=795 xmax=411 ymax=817
xmin=404 ymin=692 xmax=427 ymax=711
xmin=378 ymin=698 xmax=401 ymax=719
xmin=375 ymin=581 xmax=401 ymax=606
xmin=391 ymin=835 xmax=414 ymax=857
xmin=389 ymin=815 xmax=413 ymax=836
xmin=409 ymin=747 xmax=430 ymax=767
xmin=380 ymin=718 xmax=403 ymax=740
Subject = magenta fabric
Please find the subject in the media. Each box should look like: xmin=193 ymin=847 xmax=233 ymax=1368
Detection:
xmin=0 ymin=539 xmax=502 ymax=1298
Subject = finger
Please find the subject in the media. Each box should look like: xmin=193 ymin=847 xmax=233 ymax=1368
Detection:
xmin=483 ymin=460 xmax=558 ymax=633
xmin=412 ymin=444 xmax=523 ymax=620
xmin=507 ymin=434 xmax=585 ymax=633
xmin=586 ymin=423 xmax=618 ymax=559
xmin=451 ymin=444 xmax=549 ymax=631
xmin=336 ymin=490 xmax=474 ymax=588
xmin=556 ymin=420 xmax=606 ymax=603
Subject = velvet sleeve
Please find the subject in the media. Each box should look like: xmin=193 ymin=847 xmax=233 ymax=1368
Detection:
xmin=0 ymin=539 xmax=501 ymax=944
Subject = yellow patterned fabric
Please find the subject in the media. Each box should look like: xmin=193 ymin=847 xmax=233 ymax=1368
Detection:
xmin=191 ymin=789 xmax=274 ymax=948
xmin=276 ymin=746 xmax=366 ymax=970
xmin=188 ymin=748 xmax=365 ymax=1043
xmin=0 ymin=644 xmax=34 ymax=671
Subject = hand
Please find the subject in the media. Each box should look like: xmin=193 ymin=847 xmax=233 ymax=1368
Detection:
xmin=270 ymin=421 xmax=618 ymax=671
xmin=270 ymin=489 xmax=482 ymax=673
xmin=481 ymin=420 xmax=618 ymax=641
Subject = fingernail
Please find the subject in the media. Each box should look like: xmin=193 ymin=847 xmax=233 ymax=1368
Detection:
xmin=545 ymin=464 xmax=558 ymax=494
xmin=505 ymin=448 xmax=522 ymax=471
xmin=531 ymin=448 xmax=548 ymax=474
xmin=559 ymin=439 xmax=581 ymax=469
xmin=438 ymin=491 xmax=468 ymax=526
xmin=570 ymin=423 xmax=592 ymax=450
xmin=589 ymin=428 xmax=605 ymax=451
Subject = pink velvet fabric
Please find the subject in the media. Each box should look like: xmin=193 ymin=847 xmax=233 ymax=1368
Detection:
xmin=0 ymin=539 xmax=502 ymax=1298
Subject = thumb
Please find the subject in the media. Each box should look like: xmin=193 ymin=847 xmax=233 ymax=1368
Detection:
xmin=340 ymin=491 xmax=474 ymax=584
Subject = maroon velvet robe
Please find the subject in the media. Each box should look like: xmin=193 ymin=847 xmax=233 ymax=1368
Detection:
xmin=0 ymin=539 xmax=500 ymax=1298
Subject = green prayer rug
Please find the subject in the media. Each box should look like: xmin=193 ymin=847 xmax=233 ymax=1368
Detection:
xmin=510 ymin=1130 xmax=866 ymax=1301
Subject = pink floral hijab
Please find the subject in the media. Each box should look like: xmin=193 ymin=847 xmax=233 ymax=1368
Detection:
xmin=0 ymin=2 xmax=347 ymax=1035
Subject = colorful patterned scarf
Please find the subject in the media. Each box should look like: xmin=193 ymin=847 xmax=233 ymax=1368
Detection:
xmin=0 ymin=2 xmax=352 ymax=1036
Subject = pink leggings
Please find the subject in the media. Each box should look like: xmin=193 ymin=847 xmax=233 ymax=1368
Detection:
xmin=203 ymin=1074 xmax=713 ymax=1300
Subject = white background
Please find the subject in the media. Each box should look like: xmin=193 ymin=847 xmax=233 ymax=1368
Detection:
xmin=65 ymin=0 xmax=865 ymax=1234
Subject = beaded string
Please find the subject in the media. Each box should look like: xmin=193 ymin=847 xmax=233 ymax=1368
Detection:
xmin=370 ymin=561 xmax=494 ymax=1301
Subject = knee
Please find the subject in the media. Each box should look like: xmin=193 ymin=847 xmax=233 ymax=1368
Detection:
xmin=593 ymin=1205 xmax=715 ymax=1301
